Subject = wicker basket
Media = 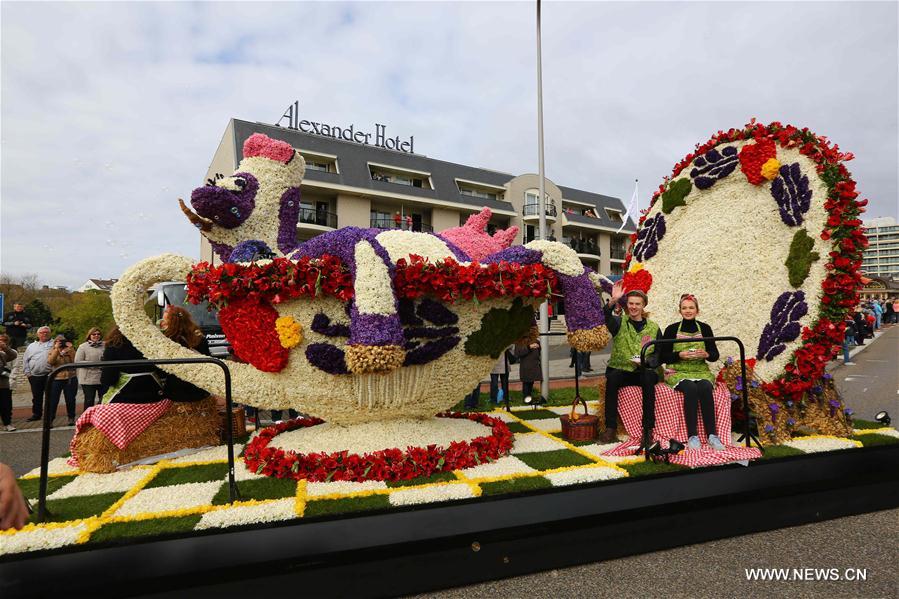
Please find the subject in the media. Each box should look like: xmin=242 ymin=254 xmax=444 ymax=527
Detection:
xmin=218 ymin=406 xmax=246 ymax=441
xmin=559 ymin=397 xmax=599 ymax=442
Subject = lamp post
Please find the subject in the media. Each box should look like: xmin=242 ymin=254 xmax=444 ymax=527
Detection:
xmin=536 ymin=0 xmax=550 ymax=393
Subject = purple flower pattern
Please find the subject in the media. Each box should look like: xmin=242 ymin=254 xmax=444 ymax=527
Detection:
xmin=756 ymin=291 xmax=808 ymax=361
xmin=632 ymin=214 xmax=666 ymax=262
xmin=770 ymin=162 xmax=812 ymax=226
xmin=690 ymin=146 xmax=738 ymax=190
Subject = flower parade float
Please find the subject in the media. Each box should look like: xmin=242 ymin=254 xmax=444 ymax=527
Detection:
xmin=3 ymin=130 xmax=897 ymax=598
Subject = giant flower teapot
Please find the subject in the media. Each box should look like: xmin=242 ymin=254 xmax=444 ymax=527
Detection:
xmin=113 ymin=134 xmax=610 ymax=425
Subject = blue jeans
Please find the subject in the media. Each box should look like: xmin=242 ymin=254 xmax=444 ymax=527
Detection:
xmin=842 ymin=335 xmax=854 ymax=362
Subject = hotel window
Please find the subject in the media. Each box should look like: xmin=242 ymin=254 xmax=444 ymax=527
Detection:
xmin=605 ymin=209 xmax=623 ymax=223
xmin=460 ymin=187 xmax=498 ymax=201
xmin=369 ymin=164 xmax=432 ymax=189
xmin=297 ymin=151 xmax=339 ymax=173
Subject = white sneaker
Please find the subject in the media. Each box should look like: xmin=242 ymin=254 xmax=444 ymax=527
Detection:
xmin=5 ymin=424 xmax=15 ymax=432
xmin=523 ymin=395 xmax=533 ymax=404
xmin=708 ymin=434 xmax=726 ymax=451
xmin=687 ymin=436 xmax=701 ymax=450
xmin=844 ymin=362 xmax=856 ymax=366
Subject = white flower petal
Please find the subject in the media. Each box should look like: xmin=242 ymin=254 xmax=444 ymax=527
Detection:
xmin=510 ymin=433 xmax=567 ymax=454
xmin=459 ymin=456 xmax=536 ymax=479
xmin=114 ymin=481 xmax=222 ymax=517
xmin=195 ymin=499 xmax=297 ymax=530
xmin=48 ymin=469 xmax=149 ymax=500
xmin=388 ymin=483 xmax=475 ymax=506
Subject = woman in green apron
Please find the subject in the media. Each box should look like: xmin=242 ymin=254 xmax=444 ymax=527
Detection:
xmin=660 ymin=294 xmax=725 ymax=450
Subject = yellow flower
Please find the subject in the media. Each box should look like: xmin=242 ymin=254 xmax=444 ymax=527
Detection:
xmin=275 ymin=316 xmax=303 ymax=349
xmin=761 ymin=158 xmax=781 ymax=181
xmin=627 ymin=262 xmax=644 ymax=274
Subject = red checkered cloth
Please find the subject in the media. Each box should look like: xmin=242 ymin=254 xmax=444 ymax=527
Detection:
xmin=602 ymin=383 xmax=761 ymax=466
xmin=67 ymin=400 xmax=172 ymax=467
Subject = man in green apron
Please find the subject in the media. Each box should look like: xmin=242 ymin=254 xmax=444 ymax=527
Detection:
xmin=600 ymin=283 xmax=661 ymax=450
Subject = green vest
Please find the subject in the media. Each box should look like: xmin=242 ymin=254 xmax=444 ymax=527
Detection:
xmin=608 ymin=318 xmax=660 ymax=372
xmin=664 ymin=321 xmax=716 ymax=386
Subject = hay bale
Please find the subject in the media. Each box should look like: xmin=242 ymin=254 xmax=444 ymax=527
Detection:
xmin=73 ymin=397 xmax=221 ymax=473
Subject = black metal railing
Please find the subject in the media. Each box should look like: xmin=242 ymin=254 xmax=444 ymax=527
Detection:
xmin=567 ymin=239 xmax=600 ymax=256
xmin=522 ymin=203 xmax=558 ymax=218
xmin=370 ymin=217 xmax=434 ymax=233
xmin=639 ymin=336 xmax=761 ymax=450
xmin=298 ymin=207 xmax=337 ymax=229
xmin=37 ymin=357 xmax=239 ymax=521
xmin=610 ymin=248 xmax=626 ymax=260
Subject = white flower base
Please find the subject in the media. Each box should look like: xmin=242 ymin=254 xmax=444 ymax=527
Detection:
xmin=48 ymin=469 xmax=150 ymax=500
xmin=388 ymin=482 xmax=476 ymax=506
xmin=195 ymin=499 xmax=297 ymax=530
xmin=783 ymin=436 xmax=862 ymax=453
xmin=114 ymin=481 xmax=223 ymax=517
xmin=459 ymin=456 xmax=536 ymax=479
xmin=511 ymin=433 xmax=567 ymax=454
xmin=545 ymin=466 xmax=626 ymax=487
xmin=0 ymin=523 xmax=89 ymax=555
xmin=268 ymin=417 xmax=492 ymax=455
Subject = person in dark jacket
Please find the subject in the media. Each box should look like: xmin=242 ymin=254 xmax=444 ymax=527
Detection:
xmin=514 ymin=338 xmax=545 ymax=405
xmin=159 ymin=307 xmax=211 ymax=402
xmin=842 ymin=316 xmax=857 ymax=365
xmin=660 ymin=294 xmax=724 ymax=451
xmin=100 ymin=326 xmax=167 ymax=404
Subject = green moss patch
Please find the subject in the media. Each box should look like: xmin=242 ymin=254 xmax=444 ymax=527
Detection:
xmin=758 ymin=445 xmax=807 ymax=460
xmin=852 ymin=433 xmax=899 ymax=447
xmin=304 ymin=494 xmax=391 ymax=518
xmin=515 ymin=409 xmax=558 ymax=421
xmin=480 ymin=476 xmax=552 ymax=496
xmin=211 ymin=477 xmax=297 ymax=505
xmin=17 ymin=475 xmax=77 ymax=500
xmin=464 ymin=299 xmax=534 ymax=359
xmin=620 ymin=461 xmax=688 ymax=476
xmin=30 ymin=492 xmax=124 ymax=524
xmin=785 ymin=228 xmax=820 ymax=287
xmin=852 ymin=419 xmax=886 ymax=430
xmin=516 ymin=449 xmax=595 ymax=471
xmin=385 ymin=471 xmax=457 ymax=488
xmin=89 ymin=515 xmax=203 ymax=544
xmin=145 ymin=463 xmax=229 ymax=489
xmin=661 ymin=178 xmax=691 ymax=214
xmin=506 ymin=421 xmax=533 ymax=434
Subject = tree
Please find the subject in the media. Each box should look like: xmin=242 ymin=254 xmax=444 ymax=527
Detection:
xmin=24 ymin=299 xmax=54 ymax=329
xmin=55 ymin=291 xmax=114 ymax=343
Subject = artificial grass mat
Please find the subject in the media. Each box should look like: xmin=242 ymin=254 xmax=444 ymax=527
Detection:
xmin=212 ymin=477 xmax=297 ymax=504
xmin=480 ymin=476 xmax=553 ymax=496
xmin=29 ymin=491 xmax=124 ymax=524
xmin=516 ymin=449 xmax=595 ymax=470
xmin=145 ymin=463 xmax=230 ymax=489
xmin=851 ymin=419 xmax=888 ymax=430
xmin=758 ymin=445 xmax=807 ymax=460
xmin=304 ymin=494 xmax=391 ymax=518
xmin=89 ymin=514 xmax=203 ymax=544
xmin=386 ymin=471 xmax=457 ymax=488
xmin=620 ymin=461 xmax=688 ymax=476
xmin=852 ymin=433 xmax=899 ymax=447
xmin=17 ymin=475 xmax=77 ymax=499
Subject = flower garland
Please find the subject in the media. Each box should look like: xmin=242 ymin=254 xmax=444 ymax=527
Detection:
xmin=625 ymin=120 xmax=865 ymax=403
xmin=243 ymin=412 xmax=514 ymax=482
xmin=187 ymin=254 xmax=557 ymax=309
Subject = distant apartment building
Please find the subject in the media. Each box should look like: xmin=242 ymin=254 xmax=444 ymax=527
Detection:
xmin=200 ymin=118 xmax=636 ymax=276
xmin=861 ymin=217 xmax=899 ymax=278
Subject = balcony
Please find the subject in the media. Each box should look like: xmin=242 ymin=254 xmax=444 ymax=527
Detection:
xmin=610 ymin=247 xmax=627 ymax=261
xmin=370 ymin=217 xmax=434 ymax=233
xmin=298 ymin=208 xmax=337 ymax=229
xmin=522 ymin=203 xmax=558 ymax=220
xmin=567 ymin=238 xmax=601 ymax=260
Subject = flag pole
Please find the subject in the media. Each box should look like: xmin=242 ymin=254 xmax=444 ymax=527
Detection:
xmin=536 ymin=0 xmax=550 ymax=397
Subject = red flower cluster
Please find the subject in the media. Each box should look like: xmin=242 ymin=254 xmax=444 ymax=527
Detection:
xmin=393 ymin=255 xmax=558 ymax=303
xmin=626 ymin=120 xmax=866 ymax=406
xmin=218 ymin=297 xmax=289 ymax=372
xmin=621 ymin=268 xmax=653 ymax=295
xmin=738 ymin=138 xmax=777 ymax=185
xmin=187 ymin=255 xmax=353 ymax=310
xmin=242 ymin=412 xmax=514 ymax=482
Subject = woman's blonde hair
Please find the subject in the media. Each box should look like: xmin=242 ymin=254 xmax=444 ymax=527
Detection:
xmin=82 ymin=327 xmax=103 ymax=343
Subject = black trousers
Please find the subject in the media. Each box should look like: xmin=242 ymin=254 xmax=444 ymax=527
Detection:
xmin=49 ymin=378 xmax=78 ymax=420
xmin=521 ymin=380 xmax=540 ymax=401
xmin=489 ymin=373 xmax=509 ymax=402
xmin=81 ymin=384 xmax=108 ymax=411
xmin=676 ymin=379 xmax=717 ymax=437
xmin=0 ymin=388 xmax=11 ymax=425
xmin=604 ymin=367 xmax=658 ymax=433
xmin=28 ymin=375 xmax=49 ymax=417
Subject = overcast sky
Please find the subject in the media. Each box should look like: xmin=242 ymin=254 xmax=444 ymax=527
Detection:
xmin=2 ymin=1 xmax=896 ymax=289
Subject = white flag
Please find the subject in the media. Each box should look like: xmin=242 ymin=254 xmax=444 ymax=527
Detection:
xmin=617 ymin=179 xmax=638 ymax=234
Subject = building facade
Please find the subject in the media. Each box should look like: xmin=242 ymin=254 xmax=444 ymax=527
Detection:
xmin=861 ymin=217 xmax=899 ymax=279
xmin=200 ymin=119 xmax=636 ymax=275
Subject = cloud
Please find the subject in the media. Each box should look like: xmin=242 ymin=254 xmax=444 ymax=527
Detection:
xmin=1 ymin=1 xmax=896 ymax=288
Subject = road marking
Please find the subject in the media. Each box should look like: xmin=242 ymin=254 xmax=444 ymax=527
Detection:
xmin=863 ymin=388 xmax=868 ymax=393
